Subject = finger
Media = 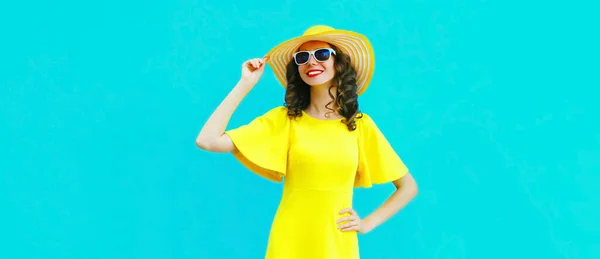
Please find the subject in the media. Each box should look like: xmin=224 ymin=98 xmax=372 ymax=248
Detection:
xmin=336 ymin=215 xmax=359 ymax=223
xmin=339 ymin=208 xmax=356 ymax=215
xmin=337 ymin=221 xmax=359 ymax=229
xmin=341 ymin=224 xmax=360 ymax=232
xmin=339 ymin=220 xmax=360 ymax=228
xmin=336 ymin=216 xmax=352 ymax=223
xmin=251 ymin=60 xmax=259 ymax=69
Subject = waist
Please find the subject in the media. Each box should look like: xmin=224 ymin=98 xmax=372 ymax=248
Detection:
xmin=275 ymin=188 xmax=353 ymax=224
xmin=283 ymin=185 xmax=353 ymax=194
xmin=279 ymin=186 xmax=353 ymax=210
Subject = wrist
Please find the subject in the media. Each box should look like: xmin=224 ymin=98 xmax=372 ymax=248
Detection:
xmin=361 ymin=216 xmax=378 ymax=233
xmin=238 ymin=78 xmax=257 ymax=88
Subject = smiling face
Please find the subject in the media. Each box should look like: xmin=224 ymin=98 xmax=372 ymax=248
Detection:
xmin=296 ymin=41 xmax=336 ymax=87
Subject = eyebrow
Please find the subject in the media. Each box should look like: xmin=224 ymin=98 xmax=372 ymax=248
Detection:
xmin=299 ymin=47 xmax=325 ymax=51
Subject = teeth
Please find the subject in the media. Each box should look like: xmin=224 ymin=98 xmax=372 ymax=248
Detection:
xmin=308 ymin=71 xmax=322 ymax=76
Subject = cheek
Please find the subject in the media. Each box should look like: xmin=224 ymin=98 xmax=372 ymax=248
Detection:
xmin=327 ymin=60 xmax=335 ymax=70
xmin=298 ymin=65 xmax=306 ymax=74
xmin=325 ymin=62 xmax=336 ymax=78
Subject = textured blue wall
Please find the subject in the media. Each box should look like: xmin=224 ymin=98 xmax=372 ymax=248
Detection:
xmin=1 ymin=0 xmax=599 ymax=258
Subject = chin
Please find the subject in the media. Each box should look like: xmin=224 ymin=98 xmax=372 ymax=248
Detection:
xmin=301 ymin=75 xmax=334 ymax=87
xmin=306 ymin=79 xmax=330 ymax=87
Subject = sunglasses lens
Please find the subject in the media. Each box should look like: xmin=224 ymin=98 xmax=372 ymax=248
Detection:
xmin=294 ymin=52 xmax=310 ymax=64
xmin=314 ymin=49 xmax=332 ymax=61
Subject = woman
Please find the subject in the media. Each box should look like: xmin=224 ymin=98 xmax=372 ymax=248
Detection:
xmin=196 ymin=25 xmax=418 ymax=259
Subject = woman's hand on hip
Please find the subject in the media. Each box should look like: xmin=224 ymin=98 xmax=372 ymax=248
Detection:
xmin=337 ymin=208 xmax=371 ymax=234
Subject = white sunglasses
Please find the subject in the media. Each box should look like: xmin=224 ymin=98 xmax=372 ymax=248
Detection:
xmin=292 ymin=48 xmax=337 ymax=65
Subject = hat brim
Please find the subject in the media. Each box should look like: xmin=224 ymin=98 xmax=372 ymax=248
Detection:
xmin=265 ymin=29 xmax=374 ymax=96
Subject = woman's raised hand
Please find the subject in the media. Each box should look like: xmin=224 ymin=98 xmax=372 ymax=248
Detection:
xmin=241 ymin=57 xmax=268 ymax=86
xmin=195 ymin=57 xmax=268 ymax=153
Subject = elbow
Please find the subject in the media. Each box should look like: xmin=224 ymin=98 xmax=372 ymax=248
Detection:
xmin=407 ymin=175 xmax=419 ymax=198
xmin=195 ymin=136 xmax=213 ymax=151
xmin=397 ymin=173 xmax=419 ymax=199
xmin=410 ymin=181 xmax=419 ymax=198
xmin=196 ymin=134 xmax=234 ymax=153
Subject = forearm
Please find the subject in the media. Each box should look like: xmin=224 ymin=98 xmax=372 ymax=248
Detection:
xmin=196 ymin=79 xmax=254 ymax=148
xmin=362 ymin=175 xmax=418 ymax=233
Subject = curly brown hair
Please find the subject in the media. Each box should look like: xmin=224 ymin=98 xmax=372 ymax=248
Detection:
xmin=283 ymin=44 xmax=363 ymax=131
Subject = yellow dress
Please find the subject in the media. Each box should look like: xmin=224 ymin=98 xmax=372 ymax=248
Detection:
xmin=225 ymin=106 xmax=409 ymax=259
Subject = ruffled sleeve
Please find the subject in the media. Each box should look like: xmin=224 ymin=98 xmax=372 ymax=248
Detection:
xmin=354 ymin=113 xmax=409 ymax=188
xmin=224 ymin=106 xmax=290 ymax=182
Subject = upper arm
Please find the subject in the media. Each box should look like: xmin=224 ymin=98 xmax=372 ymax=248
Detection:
xmin=392 ymin=172 xmax=417 ymax=194
xmin=196 ymin=134 xmax=237 ymax=153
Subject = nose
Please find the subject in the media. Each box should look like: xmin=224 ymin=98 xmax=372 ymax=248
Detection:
xmin=307 ymin=54 xmax=318 ymax=65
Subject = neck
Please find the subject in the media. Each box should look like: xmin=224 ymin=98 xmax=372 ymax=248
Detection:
xmin=307 ymin=83 xmax=339 ymax=117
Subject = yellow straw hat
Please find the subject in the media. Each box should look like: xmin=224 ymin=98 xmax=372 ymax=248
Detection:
xmin=265 ymin=25 xmax=375 ymax=95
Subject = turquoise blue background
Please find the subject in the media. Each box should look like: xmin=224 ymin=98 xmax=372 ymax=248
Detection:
xmin=1 ymin=0 xmax=599 ymax=258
